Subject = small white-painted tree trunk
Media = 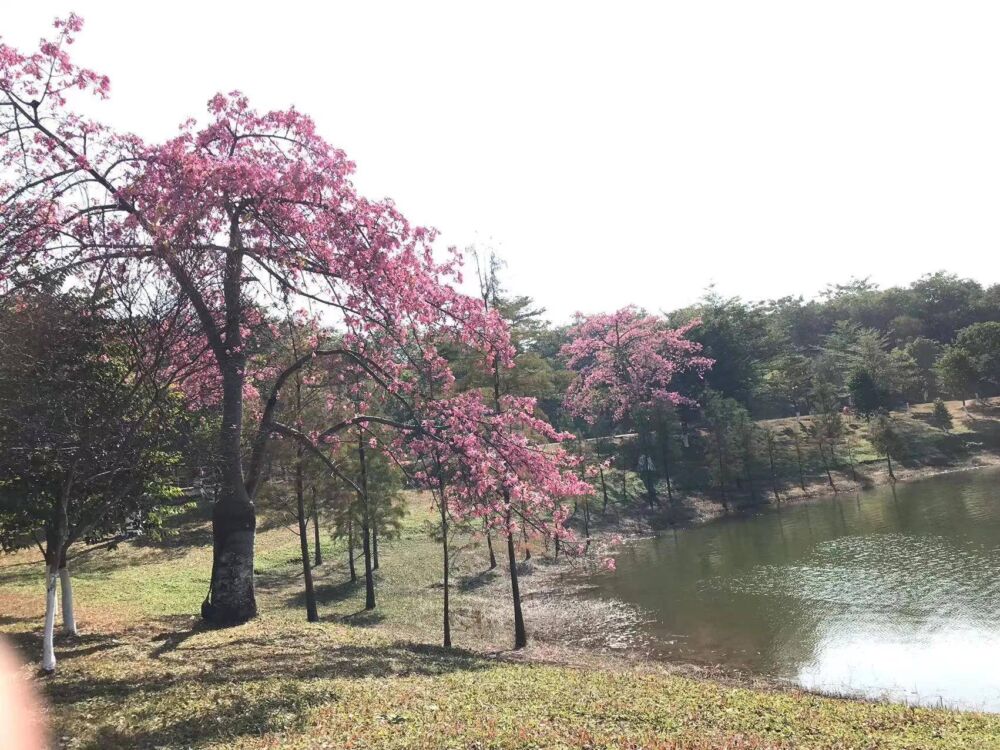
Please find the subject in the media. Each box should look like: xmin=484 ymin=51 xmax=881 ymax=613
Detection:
xmin=42 ymin=565 xmax=58 ymax=672
xmin=59 ymin=564 xmax=77 ymax=635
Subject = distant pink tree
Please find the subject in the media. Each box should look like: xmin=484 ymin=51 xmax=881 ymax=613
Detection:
xmin=561 ymin=307 xmax=712 ymax=504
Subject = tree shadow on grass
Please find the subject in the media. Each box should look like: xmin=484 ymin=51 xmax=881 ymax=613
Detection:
xmin=455 ymin=568 xmax=500 ymax=593
xmin=282 ymin=578 xmax=362 ymax=612
xmin=6 ymin=629 xmax=119 ymax=668
xmin=49 ymin=537 xmax=205 ymax=588
xmin=39 ymin=623 xmax=494 ymax=750
xmin=340 ymin=608 xmax=386 ymax=628
xmin=149 ymin=617 xmax=216 ymax=658
xmin=0 ymin=613 xmax=36 ymax=626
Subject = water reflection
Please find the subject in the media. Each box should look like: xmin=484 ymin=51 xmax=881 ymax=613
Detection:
xmin=589 ymin=468 xmax=1000 ymax=710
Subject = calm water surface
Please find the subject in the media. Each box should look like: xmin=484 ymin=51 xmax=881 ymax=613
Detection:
xmin=590 ymin=468 xmax=1000 ymax=711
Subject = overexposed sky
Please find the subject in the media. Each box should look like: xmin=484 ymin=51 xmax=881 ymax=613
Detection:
xmin=6 ymin=2 xmax=1000 ymax=321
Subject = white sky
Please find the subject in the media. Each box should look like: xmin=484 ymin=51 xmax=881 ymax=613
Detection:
xmin=6 ymin=2 xmax=1000 ymax=322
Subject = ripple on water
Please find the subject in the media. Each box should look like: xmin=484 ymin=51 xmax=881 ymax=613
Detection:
xmin=709 ymin=533 xmax=1000 ymax=622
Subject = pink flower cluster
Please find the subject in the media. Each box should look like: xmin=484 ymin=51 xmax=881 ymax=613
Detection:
xmin=561 ymin=307 xmax=713 ymax=425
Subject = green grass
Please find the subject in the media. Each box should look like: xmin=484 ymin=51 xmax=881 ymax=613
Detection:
xmin=4 ymin=487 xmax=1000 ymax=749
xmin=4 ymin=610 xmax=1000 ymax=749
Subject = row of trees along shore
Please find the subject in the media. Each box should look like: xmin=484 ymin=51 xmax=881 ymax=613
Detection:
xmin=2 ymin=16 xmax=1000 ymax=672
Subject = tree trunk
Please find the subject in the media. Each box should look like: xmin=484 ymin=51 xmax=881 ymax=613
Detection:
xmin=312 ymin=489 xmax=322 ymax=567
xmin=486 ymin=530 xmax=497 ymax=570
xmin=886 ymin=452 xmax=896 ymax=481
xmin=438 ymin=487 xmax=451 ymax=648
xmin=662 ymin=440 xmax=674 ymax=505
xmin=347 ymin=516 xmax=357 ymax=582
xmin=599 ymin=466 xmax=610 ymax=514
xmin=766 ymin=436 xmax=780 ymax=503
xmin=819 ymin=442 xmax=836 ymax=492
xmin=506 ymin=518 xmax=526 ymax=649
xmin=204 ymin=363 xmax=257 ymax=625
xmin=42 ymin=501 xmax=68 ymax=670
xmin=639 ymin=429 xmax=658 ymax=508
xmin=372 ymin=529 xmax=379 ymax=570
xmin=295 ymin=452 xmax=319 ymax=623
xmin=361 ymin=524 xmax=375 ymax=609
xmin=42 ymin=564 xmax=58 ymax=672
xmin=58 ymin=553 xmax=77 ymax=636
xmin=358 ymin=431 xmax=376 ymax=610
xmin=715 ymin=430 xmax=729 ymax=510
xmin=793 ymin=429 xmax=806 ymax=491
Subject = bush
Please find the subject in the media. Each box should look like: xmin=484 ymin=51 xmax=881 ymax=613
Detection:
xmin=930 ymin=398 xmax=953 ymax=432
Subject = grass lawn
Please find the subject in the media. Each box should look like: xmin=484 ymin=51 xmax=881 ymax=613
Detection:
xmin=3 ymin=484 xmax=1000 ymax=749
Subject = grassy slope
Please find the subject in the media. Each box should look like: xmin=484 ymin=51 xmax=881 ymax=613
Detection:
xmin=758 ymin=398 xmax=999 ymax=477
xmin=667 ymin=398 xmax=1000 ymax=520
xmin=3 ymin=484 xmax=1000 ymax=749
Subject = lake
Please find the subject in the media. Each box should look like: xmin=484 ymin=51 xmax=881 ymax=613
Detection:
xmin=590 ymin=467 xmax=1000 ymax=711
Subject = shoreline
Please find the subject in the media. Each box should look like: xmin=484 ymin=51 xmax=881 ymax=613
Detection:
xmin=607 ymin=443 xmax=1000 ymax=536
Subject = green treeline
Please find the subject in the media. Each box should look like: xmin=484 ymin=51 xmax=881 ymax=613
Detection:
xmin=454 ymin=271 xmax=1000 ymax=506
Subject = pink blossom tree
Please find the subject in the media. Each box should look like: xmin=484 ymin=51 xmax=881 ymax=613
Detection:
xmin=408 ymin=392 xmax=590 ymax=648
xmin=0 ymin=16 xmax=511 ymax=624
xmin=561 ymin=307 xmax=712 ymax=505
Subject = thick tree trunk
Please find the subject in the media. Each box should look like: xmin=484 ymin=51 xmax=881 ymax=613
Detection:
xmin=205 ymin=490 xmax=257 ymax=624
xmin=506 ymin=524 xmax=527 ymax=649
xmin=358 ymin=431 xmax=376 ymax=610
xmin=58 ymin=556 xmax=77 ymax=636
xmin=204 ymin=364 xmax=256 ymax=625
xmin=42 ymin=564 xmax=58 ymax=672
xmin=295 ymin=454 xmax=319 ymax=623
